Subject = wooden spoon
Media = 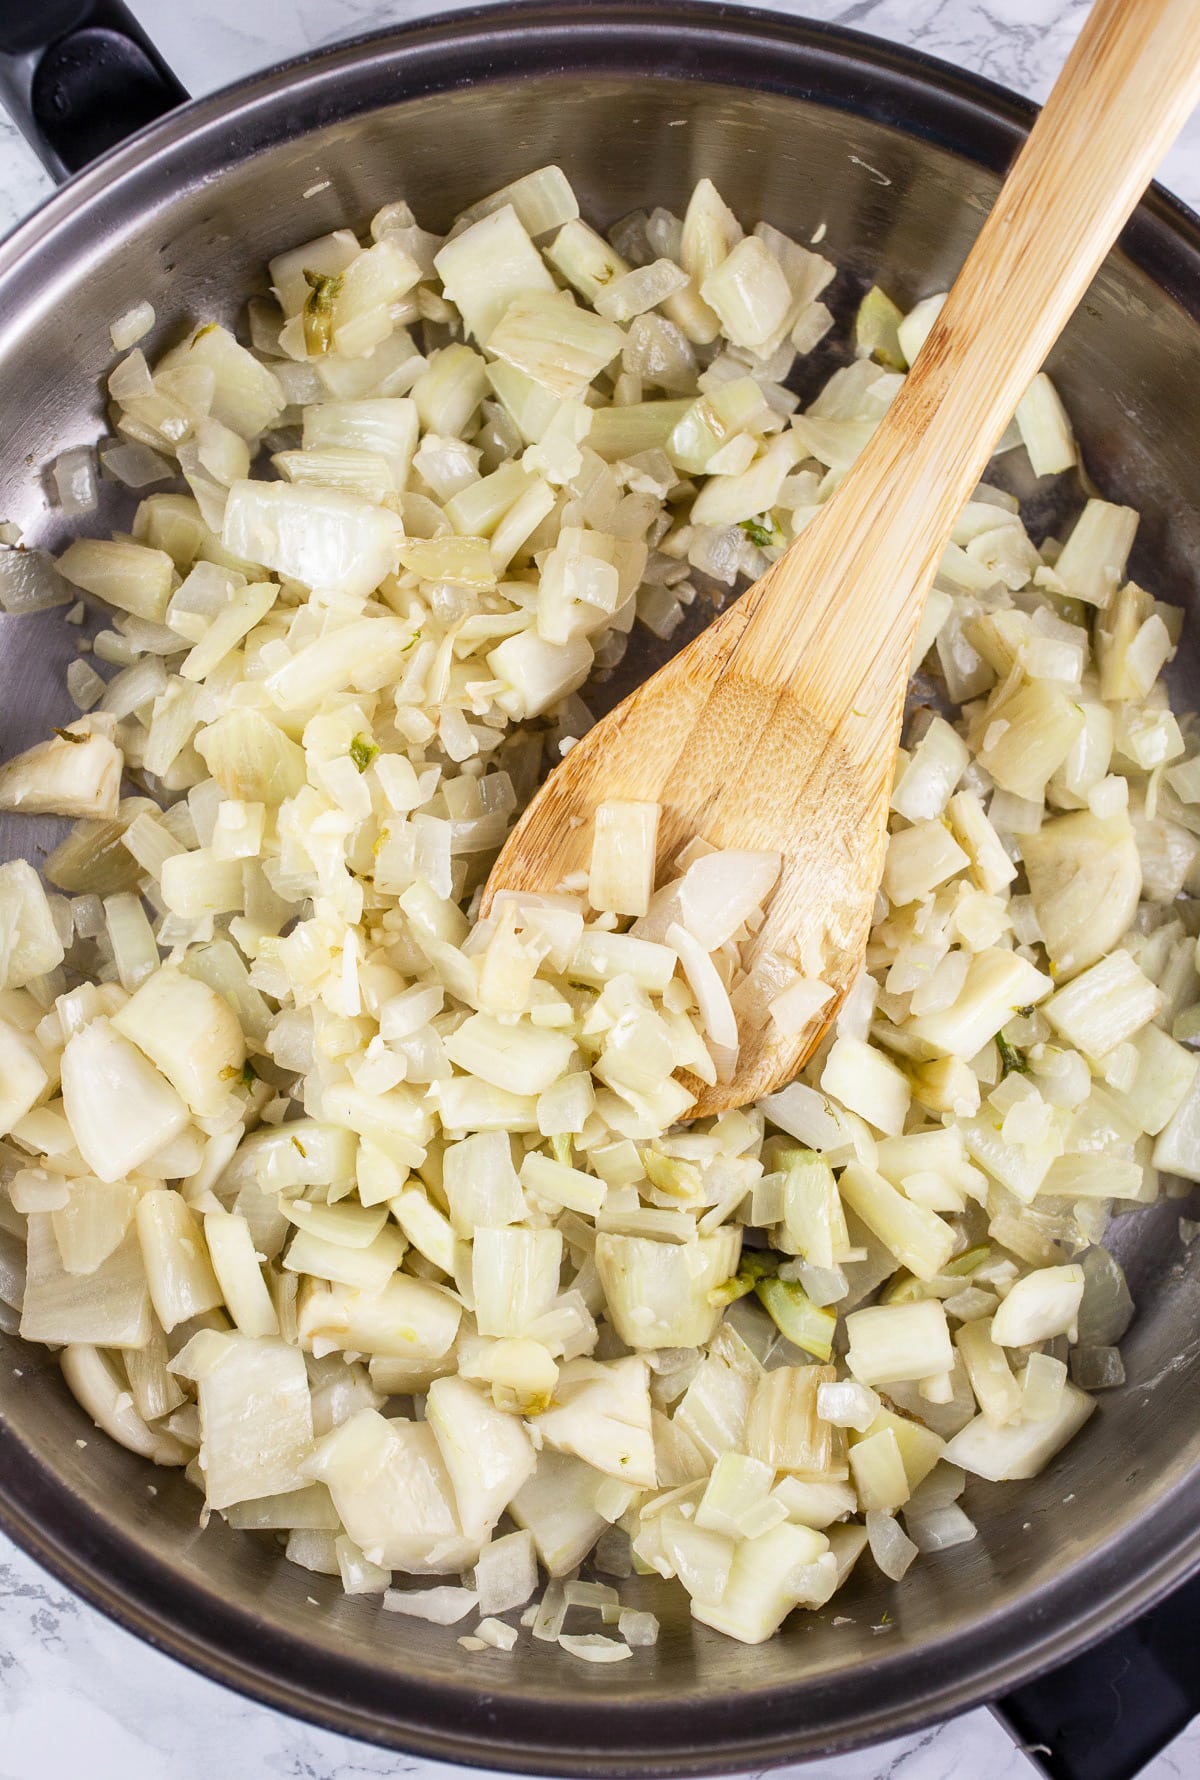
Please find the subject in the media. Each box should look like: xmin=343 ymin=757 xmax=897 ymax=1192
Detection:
xmin=484 ymin=0 xmax=1200 ymax=1117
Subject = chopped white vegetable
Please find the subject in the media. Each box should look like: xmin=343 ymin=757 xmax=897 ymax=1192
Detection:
xmin=0 ymin=166 xmax=1184 ymax=1659
xmin=61 ymin=1018 xmax=189 ymax=1183
xmin=196 ymin=1334 xmax=315 ymax=1511
xmin=942 ymin=1383 xmax=1094 ymax=1481
xmin=0 ymin=727 xmax=122 ymax=820
xmin=588 ymin=800 xmax=660 ymax=918
xmin=1044 ymin=950 xmax=1162 ymax=1059
xmin=221 ymin=480 xmax=402 ymax=603
xmin=845 ymin=1300 xmax=954 ymax=1387
xmin=112 ymin=964 xmax=245 ymax=1117
xmin=991 ymin=1265 xmax=1085 ymax=1347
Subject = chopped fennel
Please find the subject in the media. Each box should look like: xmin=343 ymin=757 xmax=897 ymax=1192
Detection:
xmin=0 ymin=161 xmax=1189 ymax=1660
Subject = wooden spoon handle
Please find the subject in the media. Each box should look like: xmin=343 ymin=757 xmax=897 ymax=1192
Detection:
xmin=738 ymin=0 xmax=1200 ymax=692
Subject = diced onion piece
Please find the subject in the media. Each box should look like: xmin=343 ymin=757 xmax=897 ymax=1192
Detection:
xmin=968 ymin=675 xmax=1085 ymax=799
xmin=473 ymin=1227 xmax=562 ymax=1339
xmin=221 ymin=480 xmax=401 ymax=604
xmin=112 ymin=963 xmax=244 ymax=1116
xmin=760 ymin=1082 xmax=842 ymax=1150
xmin=0 ymin=544 xmax=72 ymax=613
xmin=444 ymin=1013 xmax=575 ymax=1096
xmin=0 ymin=858 xmax=65 ymax=988
xmin=821 ymin=1036 xmax=910 ymax=1137
xmin=486 ymin=630 xmax=593 ymax=720
xmin=52 ymin=446 xmax=99 ymax=517
xmin=546 ymin=218 xmax=630 ymax=303
xmin=754 ymin=1275 xmax=836 ymax=1360
xmin=136 ymin=1189 xmax=223 ymax=1333
xmin=891 ymin=717 xmax=970 ymax=821
xmin=534 ymin=1355 xmax=656 ymax=1487
xmin=855 ymin=286 xmax=905 ymax=368
xmin=311 ymin=1409 xmax=471 ymax=1572
xmin=488 ymin=291 xmax=624 ymax=400
xmin=849 ymin=1427 xmax=911 ymax=1514
xmin=58 ymin=539 xmax=174 ymax=621
xmin=62 ymin=1343 xmax=190 ymax=1465
xmin=817 ymin=1380 xmax=880 ymax=1432
xmin=0 ymin=727 xmax=122 ymax=820
xmin=61 ymin=1017 xmax=189 ymax=1183
xmin=907 ymin=948 xmax=1053 ymax=1060
xmin=897 ymin=292 xmax=947 ymax=366
xmin=991 ymin=1265 xmax=1085 ymax=1347
xmin=768 ymin=976 xmax=834 ymax=1036
xmin=904 ymin=1501 xmax=977 ymax=1552
xmin=195 ymin=707 xmax=307 ymax=805
xmin=473 ymin=1528 xmax=539 ymax=1616
xmin=1015 ymin=373 xmax=1076 ymax=477
xmin=159 ymin=849 xmax=245 ymax=920
xmin=694 ymin=1451 xmax=775 ymax=1538
xmin=434 ymin=206 xmax=556 ymax=344
xmin=111 ymin=301 xmax=157 ymax=350
xmin=383 ymin=1586 xmax=479 ymax=1624
xmin=204 ymin=1208 xmax=279 ymax=1338
xmin=942 ymin=1382 xmax=1094 ymax=1481
xmin=866 ymin=1510 xmax=919 ymax=1580
xmin=1021 ymin=1350 xmax=1068 ymax=1421
xmin=594 ymin=260 xmax=690 ymax=323
xmin=102 ymin=893 xmax=158 ymax=991
xmin=588 ymin=800 xmax=660 ymax=918
xmin=746 ymin=1364 xmax=844 ymax=1477
xmin=0 ymin=1019 xmax=50 ymax=1137
xmin=1044 ymin=950 xmax=1161 ymax=1060
xmin=558 ymin=1633 xmax=633 ymax=1664
xmin=845 ymin=1299 xmax=954 ymax=1387
xmin=426 ymin=1373 xmax=537 ymax=1541
xmin=509 ymin=1452 xmax=609 ymax=1578
xmin=690 ymin=1520 xmax=831 ymax=1644
xmin=469 ymin=1615 xmax=515 ymax=1650
xmin=618 ymin=1608 xmax=659 ymax=1648
xmin=302 ymin=397 xmax=418 ymax=485
xmin=1053 ymin=499 xmax=1138 ymax=608
xmin=570 ymin=929 xmax=677 ymax=993
xmin=956 ymin=1316 xmax=1022 ymax=1424
xmin=298 ymin=1274 xmax=460 ymax=1361
xmin=595 ymin=1228 xmax=740 ymax=1349
xmin=1022 ymin=810 xmax=1141 ymax=980
xmin=839 ymin=1164 xmax=956 ymax=1283
xmin=667 ymin=921 xmax=738 ymax=1055
xmin=677 ymin=848 xmax=781 ymax=951
xmin=335 ymin=1534 xmax=391 ymax=1596
xmin=699 ymin=237 xmax=792 ymax=350
xmin=21 ymin=1214 xmax=151 ymax=1349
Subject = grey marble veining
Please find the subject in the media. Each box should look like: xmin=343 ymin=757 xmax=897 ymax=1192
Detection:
xmin=0 ymin=3 xmax=1198 ymax=1779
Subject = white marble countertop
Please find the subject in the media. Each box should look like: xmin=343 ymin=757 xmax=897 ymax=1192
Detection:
xmin=0 ymin=2 xmax=1198 ymax=1778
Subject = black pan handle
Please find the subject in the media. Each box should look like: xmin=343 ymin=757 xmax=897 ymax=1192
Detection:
xmin=995 ymin=1566 xmax=1200 ymax=1780
xmin=0 ymin=0 xmax=187 ymax=183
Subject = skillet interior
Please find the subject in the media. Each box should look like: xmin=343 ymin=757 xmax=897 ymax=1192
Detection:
xmin=0 ymin=6 xmax=1198 ymax=1769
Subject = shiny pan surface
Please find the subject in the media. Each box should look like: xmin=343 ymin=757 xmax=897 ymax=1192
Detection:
xmin=0 ymin=5 xmax=1198 ymax=1770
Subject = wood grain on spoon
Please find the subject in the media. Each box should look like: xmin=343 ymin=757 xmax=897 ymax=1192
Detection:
xmin=484 ymin=0 xmax=1200 ymax=1117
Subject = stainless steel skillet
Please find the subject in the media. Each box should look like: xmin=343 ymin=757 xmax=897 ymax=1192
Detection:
xmin=0 ymin=3 xmax=1197 ymax=1772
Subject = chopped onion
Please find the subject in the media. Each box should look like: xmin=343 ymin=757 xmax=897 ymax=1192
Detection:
xmin=0 ymin=544 xmax=73 ymax=614
xmin=0 ymin=165 xmax=1186 ymax=1661
xmin=383 ymin=1582 xmax=478 ymax=1622
xmin=0 ymin=727 xmax=122 ymax=820
xmin=866 ymin=1510 xmax=918 ymax=1581
xmin=52 ymin=446 xmax=99 ymax=517
xmin=111 ymin=301 xmax=156 ymax=351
